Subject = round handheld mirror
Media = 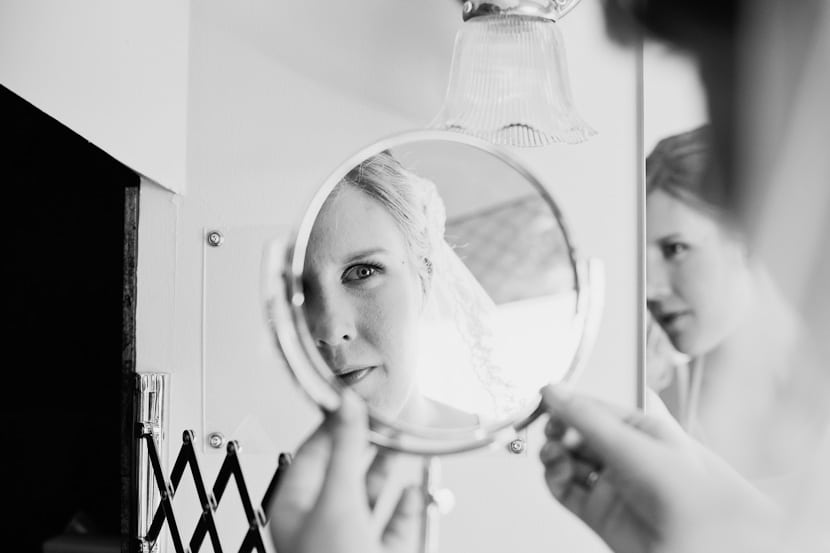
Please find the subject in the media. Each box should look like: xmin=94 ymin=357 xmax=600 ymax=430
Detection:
xmin=264 ymin=130 xmax=602 ymax=455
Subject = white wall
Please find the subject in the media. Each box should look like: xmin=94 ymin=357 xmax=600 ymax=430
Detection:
xmin=643 ymin=42 xmax=708 ymax=152
xmin=0 ymin=1 xmax=190 ymax=193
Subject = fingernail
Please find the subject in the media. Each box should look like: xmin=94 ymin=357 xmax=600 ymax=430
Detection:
xmin=540 ymin=384 xmax=572 ymax=410
xmin=538 ymin=441 xmax=554 ymax=462
xmin=562 ymin=427 xmax=583 ymax=449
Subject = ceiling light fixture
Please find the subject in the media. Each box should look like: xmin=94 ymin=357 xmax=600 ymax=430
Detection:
xmin=431 ymin=0 xmax=595 ymax=147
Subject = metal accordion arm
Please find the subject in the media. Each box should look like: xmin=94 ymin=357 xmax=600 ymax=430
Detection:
xmin=136 ymin=425 xmax=287 ymax=553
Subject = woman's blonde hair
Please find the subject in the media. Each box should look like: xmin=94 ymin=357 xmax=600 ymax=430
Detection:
xmin=335 ymin=150 xmax=446 ymax=293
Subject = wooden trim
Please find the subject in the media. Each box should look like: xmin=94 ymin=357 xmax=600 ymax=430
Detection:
xmin=120 ymin=182 xmax=140 ymax=553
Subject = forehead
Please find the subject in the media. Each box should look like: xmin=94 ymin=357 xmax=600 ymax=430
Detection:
xmin=306 ymin=186 xmax=408 ymax=265
xmin=646 ymin=190 xmax=720 ymax=240
xmin=646 ymin=189 xmax=720 ymax=241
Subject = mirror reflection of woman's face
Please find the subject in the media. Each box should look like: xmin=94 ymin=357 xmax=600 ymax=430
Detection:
xmin=304 ymin=185 xmax=424 ymax=417
xmin=646 ymin=189 xmax=752 ymax=357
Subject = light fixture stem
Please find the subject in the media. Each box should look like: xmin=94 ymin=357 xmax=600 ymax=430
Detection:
xmin=462 ymin=0 xmax=583 ymax=22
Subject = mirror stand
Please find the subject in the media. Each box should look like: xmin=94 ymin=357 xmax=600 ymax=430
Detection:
xmin=420 ymin=456 xmax=446 ymax=553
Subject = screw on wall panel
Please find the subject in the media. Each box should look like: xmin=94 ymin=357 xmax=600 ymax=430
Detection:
xmin=508 ymin=438 xmax=526 ymax=454
xmin=206 ymin=230 xmax=224 ymax=247
xmin=208 ymin=432 xmax=225 ymax=449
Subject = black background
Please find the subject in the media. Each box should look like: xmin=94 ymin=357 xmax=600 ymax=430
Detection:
xmin=3 ymin=84 xmax=136 ymax=552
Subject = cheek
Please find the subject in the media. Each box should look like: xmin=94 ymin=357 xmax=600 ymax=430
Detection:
xmin=673 ymin=255 xmax=714 ymax=307
xmin=676 ymin=248 xmax=744 ymax=316
xmin=360 ymin=278 xmax=422 ymax=361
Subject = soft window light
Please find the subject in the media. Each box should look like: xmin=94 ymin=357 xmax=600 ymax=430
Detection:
xmin=430 ymin=0 xmax=595 ymax=147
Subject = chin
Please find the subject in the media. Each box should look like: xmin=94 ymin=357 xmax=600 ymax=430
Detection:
xmin=367 ymin=391 xmax=408 ymax=419
xmin=372 ymin=385 xmax=417 ymax=420
xmin=665 ymin=330 xmax=699 ymax=358
xmin=673 ymin=328 xmax=727 ymax=358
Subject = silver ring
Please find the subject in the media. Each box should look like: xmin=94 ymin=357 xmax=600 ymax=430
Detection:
xmin=576 ymin=469 xmax=600 ymax=490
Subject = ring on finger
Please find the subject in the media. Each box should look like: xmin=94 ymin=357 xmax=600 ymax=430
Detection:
xmin=574 ymin=468 xmax=601 ymax=490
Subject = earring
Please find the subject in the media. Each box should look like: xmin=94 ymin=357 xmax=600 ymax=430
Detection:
xmin=424 ymin=257 xmax=434 ymax=275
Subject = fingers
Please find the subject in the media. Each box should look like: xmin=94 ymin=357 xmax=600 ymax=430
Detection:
xmin=544 ymin=418 xmax=603 ymax=466
xmin=540 ymin=438 xmax=575 ymax=501
xmin=366 ymin=449 xmax=394 ymax=511
xmin=271 ymin=422 xmax=331 ymax=508
xmin=540 ymin=385 xmax=657 ymax=475
xmin=571 ymin=460 xmax=601 ymax=491
xmin=317 ymin=390 xmax=371 ymax=510
xmin=381 ymin=486 xmax=424 ymax=553
xmin=540 ymin=437 xmax=600 ymax=503
xmin=544 ymin=414 xmax=568 ymax=440
xmin=269 ymin=421 xmax=332 ymax=546
xmin=623 ymin=396 xmax=688 ymax=446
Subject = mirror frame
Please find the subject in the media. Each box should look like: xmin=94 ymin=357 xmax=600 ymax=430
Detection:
xmin=265 ymin=129 xmax=603 ymax=455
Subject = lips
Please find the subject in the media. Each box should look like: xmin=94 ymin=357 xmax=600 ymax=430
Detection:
xmin=335 ymin=365 xmax=377 ymax=386
xmin=657 ymin=310 xmax=691 ymax=330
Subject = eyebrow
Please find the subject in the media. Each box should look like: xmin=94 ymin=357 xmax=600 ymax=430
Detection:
xmin=342 ymin=248 xmax=389 ymax=264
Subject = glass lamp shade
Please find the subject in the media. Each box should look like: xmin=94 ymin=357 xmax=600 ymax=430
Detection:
xmin=430 ymin=15 xmax=596 ymax=147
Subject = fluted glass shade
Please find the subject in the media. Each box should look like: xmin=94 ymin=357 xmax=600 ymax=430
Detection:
xmin=430 ymin=15 xmax=595 ymax=147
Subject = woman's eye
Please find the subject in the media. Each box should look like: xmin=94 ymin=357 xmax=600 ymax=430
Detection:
xmin=662 ymin=242 xmax=689 ymax=259
xmin=343 ymin=264 xmax=378 ymax=282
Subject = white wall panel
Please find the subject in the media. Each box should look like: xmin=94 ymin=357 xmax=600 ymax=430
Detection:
xmin=0 ymin=1 xmax=190 ymax=193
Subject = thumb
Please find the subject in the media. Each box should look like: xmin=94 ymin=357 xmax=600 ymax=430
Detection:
xmin=640 ymin=389 xmax=689 ymax=444
xmin=316 ymin=389 xmax=371 ymax=510
xmin=381 ymin=486 xmax=424 ymax=552
xmin=540 ymin=384 xmax=658 ymax=474
xmin=268 ymin=423 xmax=331 ymax=549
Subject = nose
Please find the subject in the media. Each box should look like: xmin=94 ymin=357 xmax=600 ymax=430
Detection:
xmin=646 ymin=248 xmax=672 ymax=304
xmin=306 ymin=289 xmax=356 ymax=348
